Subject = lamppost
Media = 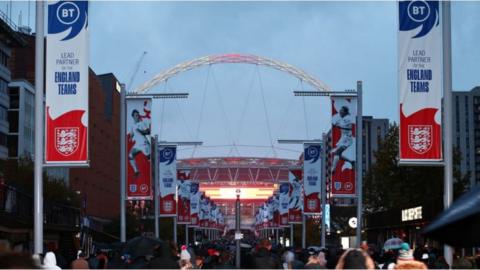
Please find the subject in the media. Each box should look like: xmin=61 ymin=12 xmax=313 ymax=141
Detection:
xmin=235 ymin=188 xmax=241 ymax=269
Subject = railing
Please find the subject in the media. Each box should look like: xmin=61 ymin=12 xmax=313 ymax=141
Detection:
xmin=0 ymin=183 xmax=81 ymax=229
xmin=0 ymin=9 xmax=18 ymax=32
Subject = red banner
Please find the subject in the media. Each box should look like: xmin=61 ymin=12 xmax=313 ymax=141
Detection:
xmin=331 ymin=96 xmax=357 ymax=197
xmin=190 ymin=182 xmax=200 ymax=227
xmin=288 ymin=170 xmax=303 ymax=224
xmin=279 ymin=182 xmax=290 ymax=227
xmin=45 ymin=1 xmax=89 ymax=165
xmin=303 ymin=144 xmax=322 ymax=214
xmin=159 ymin=146 xmax=177 ymax=216
xmin=199 ymin=194 xmax=210 ymax=228
xmin=126 ymin=99 xmax=152 ymax=200
xmin=398 ymin=1 xmax=443 ymax=162
xmin=177 ymin=170 xmax=191 ymax=224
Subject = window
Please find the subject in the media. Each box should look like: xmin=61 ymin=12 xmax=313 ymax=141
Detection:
xmin=0 ymin=50 xmax=8 ymax=67
xmin=7 ymin=111 xmax=18 ymax=133
xmin=7 ymin=135 xmax=17 ymax=157
xmin=0 ymin=79 xmax=7 ymax=96
xmin=8 ymin=87 xmax=19 ymax=109
xmin=0 ymin=105 xmax=7 ymax=121
xmin=0 ymin=132 xmax=7 ymax=147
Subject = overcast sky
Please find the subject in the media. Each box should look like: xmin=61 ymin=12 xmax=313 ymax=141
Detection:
xmin=6 ymin=1 xmax=480 ymax=160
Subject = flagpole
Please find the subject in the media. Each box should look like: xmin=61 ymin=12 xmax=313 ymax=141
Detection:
xmin=356 ymin=81 xmax=363 ymax=247
xmin=34 ymin=0 xmax=45 ymax=255
xmin=441 ymin=1 xmax=454 ymax=266
xmin=321 ymin=133 xmax=327 ymax=248
xmin=154 ymin=135 xmax=159 ymax=238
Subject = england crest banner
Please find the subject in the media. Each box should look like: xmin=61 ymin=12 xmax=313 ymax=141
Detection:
xmin=272 ymin=194 xmax=280 ymax=228
xmin=199 ymin=195 xmax=210 ymax=228
xmin=159 ymin=146 xmax=177 ymax=216
xmin=331 ymin=96 xmax=357 ymax=197
xmin=177 ymin=170 xmax=191 ymax=224
xmin=288 ymin=169 xmax=303 ymax=224
xmin=303 ymin=144 xmax=322 ymax=214
xmin=266 ymin=197 xmax=274 ymax=228
xmin=46 ymin=1 xmax=89 ymax=164
xmin=210 ymin=203 xmax=219 ymax=228
xmin=190 ymin=182 xmax=200 ymax=227
xmin=279 ymin=182 xmax=290 ymax=227
xmin=126 ymin=99 xmax=152 ymax=200
xmin=399 ymin=0 xmax=443 ymax=162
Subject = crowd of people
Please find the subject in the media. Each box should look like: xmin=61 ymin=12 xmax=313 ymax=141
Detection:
xmin=0 ymin=237 xmax=479 ymax=269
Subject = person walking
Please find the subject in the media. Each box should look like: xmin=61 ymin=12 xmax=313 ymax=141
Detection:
xmin=43 ymin=251 xmax=61 ymax=270
xmin=335 ymin=249 xmax=375 ymax=270
xmin=71 ymin=251 xmax=89 ymax=269
xmin=148 ymin=242 xmax=179 ymax=269
xmin=250 ymin=239 xmax=280 ymax=269
xmin=304 ymin=250 xmax=327 ymax=269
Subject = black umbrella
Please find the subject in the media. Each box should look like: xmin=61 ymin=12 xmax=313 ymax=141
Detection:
xmin=422 ymin=186 xmax=480 ymax=247
xmin=123 ymin=236 xmax=163 ymax=258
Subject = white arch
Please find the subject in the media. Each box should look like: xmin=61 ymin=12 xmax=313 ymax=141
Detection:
xmin=132 ymin=53 xmax=331 ymax=93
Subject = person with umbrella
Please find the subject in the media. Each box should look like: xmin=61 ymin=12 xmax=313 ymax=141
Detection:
xmin=147 ymin=242 xmax=179 ymax=269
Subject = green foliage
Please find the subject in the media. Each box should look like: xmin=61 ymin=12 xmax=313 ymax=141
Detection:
xmin=452 ymin=147 xmax=471 ymax=199
xmin=364 ymin=123 xmax=469 ymax=213
xmin=364 ymin=124 xmax=443 ymax=212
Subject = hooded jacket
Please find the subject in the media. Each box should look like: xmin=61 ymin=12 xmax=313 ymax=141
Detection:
xmin=43 ymin=252 xmax=61 ymax=270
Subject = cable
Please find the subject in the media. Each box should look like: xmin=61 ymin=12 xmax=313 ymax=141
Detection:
xmin=192 ymin=66 xmax=211 ymax=158
xmin=256 ymin=66 xmax=276 ymax=157
xmin=301 ymin=80 xmax=310 ymax=139
xmin=211 ymin=68 xmax=241 ymax=156
xmin=235 ymin=65 xmax=257 ymax=144
xmin=174 ymin=98 xmax=194 ymax=141
xmin=158 ymin=80 xmax=168 ymax=141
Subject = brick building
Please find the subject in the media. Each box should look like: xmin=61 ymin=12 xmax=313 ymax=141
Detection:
xmin=69 ymin=72 xmax=121 ymax=219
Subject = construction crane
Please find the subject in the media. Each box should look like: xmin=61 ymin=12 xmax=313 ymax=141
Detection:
xmin=127 ymin=51 xmax=147 ymax=92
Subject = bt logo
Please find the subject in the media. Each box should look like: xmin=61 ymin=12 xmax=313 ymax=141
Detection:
xmin=57 ymin=2 xmax=80 ymax=25
xmin=407 ymin=0 xmax=430 ymax=23
xmin=399 ymin=0 xmax=438 ymax=39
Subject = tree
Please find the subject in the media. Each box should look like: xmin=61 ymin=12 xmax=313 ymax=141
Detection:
xmin=364 ymin=123 xmax=471 ymax=213
xmin=364 ymin=123 xmax=442 ymax=213
xmin=0 ymin=155 xmax=80 ymax=206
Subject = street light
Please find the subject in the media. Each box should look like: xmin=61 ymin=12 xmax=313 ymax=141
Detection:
xmin=120 ymin=89 xmax=191 ymax=243
xmin=235 ymin=188 xmax=241 ymax=269
xmin=155 ymin=140 xmax=203 ymax=244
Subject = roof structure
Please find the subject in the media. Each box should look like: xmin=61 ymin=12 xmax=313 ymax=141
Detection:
xmin=178 ymin=157 xmax=302 ymax=183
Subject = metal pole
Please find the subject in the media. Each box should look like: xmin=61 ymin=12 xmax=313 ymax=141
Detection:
xmin=154 ymin=136 xmax=159 ymax=238
xmin=290 ymin=224 xmax=294 ymax=247
xmin=442 ymin=1 xmax=454 ymax=267
xmin=356 ymin=81 xmax=363 ymax=247
xmin=33 ymin=0 xmax=44 ymax=255
xmin=120 ymin=83 xmax=127 ymax=242
xmin=275 ymin=228 xmax=279 ymax=245
xmin=321 ymin=133 xmax=327 ymax=248
xmin=185 ymin=225 xmax=189 ymax=245
xmin=173 ymin=217 xmax=178 ymax=243
xmin=302 ymin=215 xmax=306 ymax=248
xmin=235 ymin=194 xmax=241 ymax=269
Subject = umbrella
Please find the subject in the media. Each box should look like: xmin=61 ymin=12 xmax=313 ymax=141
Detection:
xmin=423 ymin=186 xmax=480 ymax=247
xmin=383 ymin=237 xmax=403 ymax=250
xmin=123 ymin=236 xmax=163 ymax=258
